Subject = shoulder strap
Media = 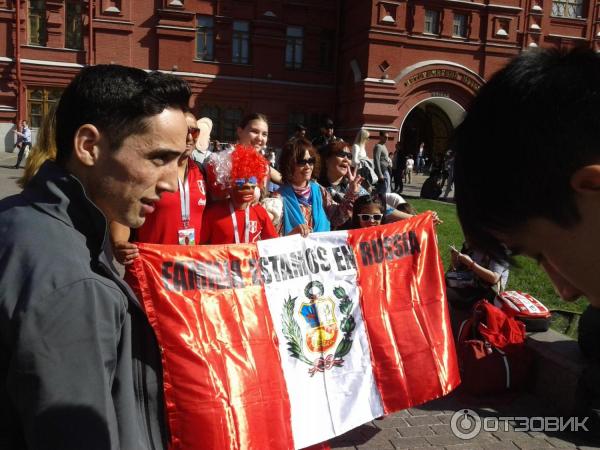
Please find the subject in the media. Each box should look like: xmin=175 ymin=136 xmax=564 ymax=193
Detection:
xmin=190 ymin=158 xmax=207 ymax=178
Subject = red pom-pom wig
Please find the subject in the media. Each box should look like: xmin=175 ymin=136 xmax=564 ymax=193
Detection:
xmin=230 ymin=144 xmax=269 ymax=186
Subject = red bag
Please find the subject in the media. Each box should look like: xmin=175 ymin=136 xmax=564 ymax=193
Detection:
xmin=457 ymin=300 xmax=532 ymax=395
xmin=494 ymin=291 xmax=552 ymax=332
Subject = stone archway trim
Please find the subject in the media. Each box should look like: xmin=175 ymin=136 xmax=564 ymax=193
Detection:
xmin=400 ymin=97 xmax=465 ymax=130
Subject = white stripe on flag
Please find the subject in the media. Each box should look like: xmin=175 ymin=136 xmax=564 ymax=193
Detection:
xmin=258 ymin=232 xmax=384 ymax=449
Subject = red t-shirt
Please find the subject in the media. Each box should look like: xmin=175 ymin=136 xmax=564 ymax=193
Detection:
xmin=199 ymin=201 xmax=278 ymax=245
xmin=136 ymin=162 xmax=207 ymax=244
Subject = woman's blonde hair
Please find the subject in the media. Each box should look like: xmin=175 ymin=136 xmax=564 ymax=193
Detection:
xmin=17 ymin=105 xmax=57 ymax=189
xmin=353 ymin=128 xmax=370 ymax=147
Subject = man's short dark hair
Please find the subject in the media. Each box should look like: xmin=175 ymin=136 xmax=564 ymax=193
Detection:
xmin=454 ymin=47 xmax=600 ymax=262
xmin=295 ymin=123 xmax=307 ymax=132
xmin=55 ymin=64 xmax=191 ymax=165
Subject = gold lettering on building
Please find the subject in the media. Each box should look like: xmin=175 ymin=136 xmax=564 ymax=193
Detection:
xmin=404 ymin=69 xmax=480 ymax=91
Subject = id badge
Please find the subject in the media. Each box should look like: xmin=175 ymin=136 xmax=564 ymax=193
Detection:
xmin=178 ymin=228 xmax=196 ymax=245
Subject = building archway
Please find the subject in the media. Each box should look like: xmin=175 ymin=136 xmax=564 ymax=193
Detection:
xmin=392 ymin=60 xmax=482 ymax=167
xmin=398 ymin=97 xmax=464 ymax=167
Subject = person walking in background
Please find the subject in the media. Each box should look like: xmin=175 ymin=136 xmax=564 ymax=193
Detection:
xmin=373 ymin=131 xmax=391 ymax=194
xmin=0 ymin=64 xmax=190 ymax=449
xmin=405 ymin=154 xmax=414 ymax=184
xmin=11 ymin=120 xmax=23 ymax=153
xmin=392 ymin=141 xmax=404 ymax=193
xmin=442 ymin=150 xmax=455 ymax=199
xmin=416 ymin=142 xmax=425 ymax=174
xmin=389 ymin=150 xmax=396 ymax=190
xmin=13 ymin=119 xmax=32 ymax=169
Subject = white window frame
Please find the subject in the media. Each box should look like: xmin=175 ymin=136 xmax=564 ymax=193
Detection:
xmin=232 ymin=20 xmax=250 ymax=64
xmin=196 ymin=16 xmax=214 ymax=61
xmin=453 ymin=13 xmax=468 ymax=38
xmin=285 ymin=26 xmax=304 ymax=69
xmin=424 ymin=10 xmax=440 ymax=35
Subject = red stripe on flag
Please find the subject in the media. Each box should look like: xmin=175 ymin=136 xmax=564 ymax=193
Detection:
xmin=131 ymin=243 xmax=294 ymax=450
xmin=348 ymin=213 xmax=460 ymax=412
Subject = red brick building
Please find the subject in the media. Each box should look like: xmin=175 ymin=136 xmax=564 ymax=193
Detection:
xmin=1 ymin=0 xmax=599 ymax=159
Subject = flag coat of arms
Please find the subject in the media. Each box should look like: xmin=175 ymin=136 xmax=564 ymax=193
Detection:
xmin=131 ymin=212 xmax=460 ymax=449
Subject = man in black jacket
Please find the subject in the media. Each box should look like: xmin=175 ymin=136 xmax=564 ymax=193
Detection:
xmin=453 ymin=48 xmax=600 ymax=439
xmin=0 ymin=65 xmax=190 ymax=449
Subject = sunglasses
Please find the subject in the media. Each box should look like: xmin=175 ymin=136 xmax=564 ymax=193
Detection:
xmin=188 ymin=127 xmax=200 ymax=139
xmin=296 ymin=158 xmax=316 ymax=166
xmin=358 ymin=214 xmax=383 ymax=221
xmin=335 ymin=151 xmax=352 ymax=160
xmin=234 ymin=177 xmax=258 ymax=187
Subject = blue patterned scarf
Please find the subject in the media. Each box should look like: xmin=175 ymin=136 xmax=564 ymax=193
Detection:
xmin=279 ymin=181 xmax=330 ymax=234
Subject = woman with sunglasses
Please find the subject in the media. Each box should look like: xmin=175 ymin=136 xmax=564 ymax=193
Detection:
xmin=110 ymin=111 xmax=207 ymax=264
xmin=319 ymin=141 xmax=369 ymax=229
xmin=274 ymin=138 xmax=363 ymax=236
xmin=319 ymin=141 xmax=417 ymax=227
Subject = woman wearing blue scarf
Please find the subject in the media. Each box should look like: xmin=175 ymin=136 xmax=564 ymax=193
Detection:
xmin=275 ymin=138 xmax=363 ymax=236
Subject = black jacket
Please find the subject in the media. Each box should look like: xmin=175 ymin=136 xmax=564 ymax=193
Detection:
xmin=0 ymin=162 xmax=167 ymax=449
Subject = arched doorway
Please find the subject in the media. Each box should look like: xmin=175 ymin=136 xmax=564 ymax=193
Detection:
xmin=398 ymin=97 xmax=464 ymax=170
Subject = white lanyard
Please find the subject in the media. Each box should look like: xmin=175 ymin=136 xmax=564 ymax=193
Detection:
xmin=229 ymin=201 xmax=250 ymax=244
xmin=178 ymin=170 xmax=190 ymax=228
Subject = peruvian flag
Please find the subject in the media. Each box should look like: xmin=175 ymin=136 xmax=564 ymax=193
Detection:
xmin=130 ymin=212 xmax=460 ymax=450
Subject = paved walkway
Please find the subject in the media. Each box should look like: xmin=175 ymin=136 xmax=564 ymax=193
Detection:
xmin=330 ymin=388 xmax=598 ymax=449
xmin=0 ymin=150 xmax=23 ymax=199
xmin=1 ymin=151 xmax=597 ymax=449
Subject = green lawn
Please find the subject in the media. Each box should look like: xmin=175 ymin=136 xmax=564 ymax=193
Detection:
xmin=410 ymin=199 xmax=587 ymax=337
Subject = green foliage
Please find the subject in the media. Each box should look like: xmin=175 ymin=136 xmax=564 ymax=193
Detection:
xmin=281 ymin=295 xmax=312 ymax=365
xmin=341 ymin=315 xmax=356 ymax=334
xmin=339 ymin=299 xmax=352 ymax=319
xmin=410 ymin=199 xmax=587 ymax=331
xmin=332 ymin=286 xmax=355 ymax=360
xmin=333 ymin=286 xmax=346 ymax=299
xmin=334 ymin=337 xmax=353 ymax=359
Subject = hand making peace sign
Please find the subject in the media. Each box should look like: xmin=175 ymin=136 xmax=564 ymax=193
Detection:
xmin=346 ymin=166 xmax=364 ymax=194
